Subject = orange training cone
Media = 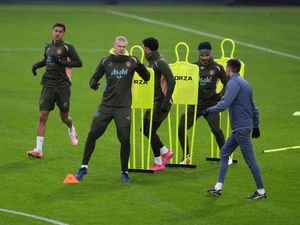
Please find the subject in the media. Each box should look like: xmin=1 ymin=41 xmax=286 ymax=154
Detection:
xmin=63 ymin=174 xmax=79 ymax=184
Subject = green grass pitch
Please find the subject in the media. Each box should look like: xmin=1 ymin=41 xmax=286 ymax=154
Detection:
xmin=0 ymin=4 xmax=300 ymax=225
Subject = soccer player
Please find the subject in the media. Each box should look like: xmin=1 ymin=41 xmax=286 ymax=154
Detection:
xmin=28 ymin=22 xmax=82 ymax=159
xmin=178 ymin=42 xmax=227 ymax=164
xmin=75 ymin=36 xmax=150 ymax=183
xmin=142 ymin=37 xmax=176 ymax=172
xmin=205 ymin=59 xmax=266 ymax=200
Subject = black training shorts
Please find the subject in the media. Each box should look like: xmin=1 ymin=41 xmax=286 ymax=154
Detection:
xmin=39 ymin=86 xmax=71 ymax=112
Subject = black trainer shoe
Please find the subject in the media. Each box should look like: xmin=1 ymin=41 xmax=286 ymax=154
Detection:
xmin=207 ymin=187 xmax=222 ymax=197
xmin=246 ymin=191 xmax=267 ymax=200
xmin=121 ymin=171 xmax=130 ymax=183
xmin=75 ymin=167 xmax=87 ymax=181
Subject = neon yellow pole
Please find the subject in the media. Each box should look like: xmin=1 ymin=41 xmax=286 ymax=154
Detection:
xmin=210 ymin=133 xmax=214 ymax=158
xmin=216 ymin=112 xmax=222 ymax=158
xmin=132 ymin=108 xmax=136 ymax=168
xmin=190 ymin=106 xmax=197 ymax=164
xmin=175 ymin=104 xmax=180 ymax=163
xmin=263 ymin=145 xmax=300 ymax=153
xmin=183 ymin=105 xmax=188 ymax=164
xmin=168 ymin=114 xmax=173 ymax=163
xmin=147 ymin=108 xmax=153 ymax=169
xmin=141 ymin=108 xmax=144 ymax=169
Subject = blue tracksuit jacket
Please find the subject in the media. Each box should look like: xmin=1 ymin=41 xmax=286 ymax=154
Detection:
xmin=207 ymin=73 xmax=259 ymax=132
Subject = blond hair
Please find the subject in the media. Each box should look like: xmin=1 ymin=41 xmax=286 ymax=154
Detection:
xmin=114 ymin=36 xmax=128 ymax=45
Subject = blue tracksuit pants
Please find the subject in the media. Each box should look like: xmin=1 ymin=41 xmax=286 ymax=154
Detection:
xmin=218 ymin=128 xmax=264 ymax=189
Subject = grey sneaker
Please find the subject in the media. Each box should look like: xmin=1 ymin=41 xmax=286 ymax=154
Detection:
xmin=207 ymin=187 xmax=222 ymax=197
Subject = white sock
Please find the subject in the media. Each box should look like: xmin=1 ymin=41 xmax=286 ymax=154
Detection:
xmin=155 ymin=157 xmax=163 ymax=165
xmin=160 ymin=146 xmax=169 ymax=155
xmin=81 ymin=165 xmax=88 ymax=169
xmin=69 ymin=125 xmax=74 ymax=133
xmin=215 ymin=182 xmax=223 ymax=190
xmin=36 ymin=136 xmax=44 ymax=153
xmin=257 ymin=188 xmax=265 ymax=195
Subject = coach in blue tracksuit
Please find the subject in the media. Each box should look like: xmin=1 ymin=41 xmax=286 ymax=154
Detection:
xmin=205 ymin=59 xmax=266 ymax=200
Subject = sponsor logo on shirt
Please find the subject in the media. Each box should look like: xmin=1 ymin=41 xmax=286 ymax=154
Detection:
xmin=111 ymin=68 xmax=128 ymax=79
xmin=46 ymin=56 xmax=55 ymax=65
xmin=200 ymin=76 xmax=212 ymax=86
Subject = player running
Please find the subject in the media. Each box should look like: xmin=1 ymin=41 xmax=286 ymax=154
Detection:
xmin=28 ymin=22 xmax=82 ymax=159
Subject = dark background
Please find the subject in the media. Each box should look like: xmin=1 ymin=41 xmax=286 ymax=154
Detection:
xmin=0 ymin=0 xmax=299 ymax=5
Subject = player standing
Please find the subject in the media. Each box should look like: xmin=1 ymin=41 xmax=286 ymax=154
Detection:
xmin=178 ymin=42 xmax=227 ymax=164
xmin=142 ymin=37 xmax=176 ymax=172
xmin=75 ymin=36 xmax=150 ymax=183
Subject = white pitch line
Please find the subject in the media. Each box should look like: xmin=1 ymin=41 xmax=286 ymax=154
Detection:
xmin=0 ymin=208 xmax=70 ymax=225
xmin=106 ymin=10 xmax=300 ymax=61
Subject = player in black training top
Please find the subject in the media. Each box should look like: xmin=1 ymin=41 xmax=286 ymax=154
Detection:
xmin=178 ymin=42 xmax=228 ymax=164
xmin=142 ymin=37 xmax=175 ymax=172
xmin=27 ymin=22 xmax=82 ymax=159
xmin=74 ymin=36 xmax=150 ymax=183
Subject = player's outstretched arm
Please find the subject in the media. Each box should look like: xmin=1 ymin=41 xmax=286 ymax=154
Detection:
xmin=135 ymin=62 xmax=150 ymax=81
